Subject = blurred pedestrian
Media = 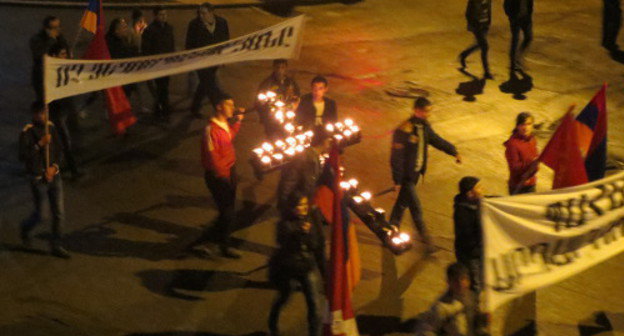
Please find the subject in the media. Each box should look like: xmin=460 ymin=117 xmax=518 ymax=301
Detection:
xmin=30 ymin=16 xmax=69 ymax=100
xmin=268 ymin=194 xmax=326 ymax=336
xmin=277 ymin=125 xmax=332 ymax=215
xmin=389 ymin=97 xmax=461 ymax=254
xmin=142 ymin=6 xmax=174 ymax=121
xmin=459 ymin=0 xmax=493 ymax=79
xmin=603 ymin=0 xmax=623 ymax=55
xmin=295 ymin=76 xmax=337 ymax=130
xmin=257 ymin=59 xmax=301 ymax=138
xmin=415 ymin=263 xmax=489 ymax=336
xmin=106 ymin=18 xmax=139 ymax=98
xmin=196 ymin=94 xmax=244 ymax=259
xmin=186 ymin=2 xmax=230 ymax=118
xmin=128 ymin=9 xmax=146 ymax=55
xmin=504 ymin=112 xmax=539 ymax=195
xmin=47 ymin=43 xmax=82 ymax=181
xmin=453 ymin=176 xmax=484 ymax=294
xmin=19 ymin=101 xmax=70 ymax=259
xmin=504 ymin=0 xmax=533 ymax=75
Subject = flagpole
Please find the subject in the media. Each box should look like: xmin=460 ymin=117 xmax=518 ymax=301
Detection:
xmin=43 ymin=55 xmax=50 ymax=171
xmin=511 ymin=104 xmax=576 ymax=195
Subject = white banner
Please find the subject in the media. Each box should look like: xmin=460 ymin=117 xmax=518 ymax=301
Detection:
xmin=483 ymin=171 xmax=624 ymax=311
xmin=43 ymin=15 xmax=305 ymax=103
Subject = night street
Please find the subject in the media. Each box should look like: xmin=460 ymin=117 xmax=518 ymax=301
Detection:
xmin=1 ymin=0 xmax=624 ymax=335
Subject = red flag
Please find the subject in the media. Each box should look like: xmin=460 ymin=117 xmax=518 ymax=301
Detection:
xmin=83 ymin=0 xmax=136 ymax=135
xmin=323 ymin=145 xmax=359 ymax=336
xmin=539 ymin=112 xmax=588 ymax=189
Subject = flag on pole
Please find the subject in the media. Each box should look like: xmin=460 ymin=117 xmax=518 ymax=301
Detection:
xmin=81 ymin=0 xmax=136 ymax=135
xmin=539 ymin=111 xmax=588 ymax=189
xmin=575 ymin=84 xmax=608 ymax=181
xmin=321 ymin=145 xmax=359 ymax=336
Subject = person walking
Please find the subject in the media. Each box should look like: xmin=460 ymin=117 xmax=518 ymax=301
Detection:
xmin=19 ymin=101 xmax=70 ymax=259
xmin=197 ymin=94 xmax=244 ymax=259
xmin=504 ymin=112 xmax=538 ymax=195
xmin=389 ymin=97 xmax=461 ymax=254
xmin=142 ymin=7 xmax=174 ymax=121
xmin=453 ymin=176 xmax=484 ymax=294
xmin=504 ymin=0 xmax=534 ymax=74
xmin=459 ymin=0 xmax=493 ymax=79
xmin=30 ymin=16 xmax=68 ymax=100
xmin=186 ymin=2 xmax=230 ymax=118
xmin=268 ymin=194 xmax=326 ymax=336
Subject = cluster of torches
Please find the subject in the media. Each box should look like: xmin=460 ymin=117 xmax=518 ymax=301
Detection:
xmin=339 ymin=178 xmax=413 ymax=255
xmin=251 ymin=91 xmax=411 ymax=254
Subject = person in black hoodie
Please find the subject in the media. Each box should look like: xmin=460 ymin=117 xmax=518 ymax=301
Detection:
xmin=504 ymin=0 xmax=534 ymax=74
xmin=459 ymin=0 xmax=493 ymax=79
xmin=186 ymin=2 xmax=230 ymax=118
xmin=142 ymin=7 xmax=175 ymax=121
xmin=29 ymin=16 xmax=69 ymax=100
xmin=268 ymin=193 xmax=326 ymax=336
xmin=453 ymin=176 xmax=484 ymax=293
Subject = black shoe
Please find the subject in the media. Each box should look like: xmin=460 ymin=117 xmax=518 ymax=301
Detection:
xmin=220 ymin=247 xmax=241 ymax=259
xmin=191 ymin=245 xmax=215 ymax=259
xmin=458 ymin=53 xmax=468 ymax=70
xmin=483 ymin=72 xmax=494 ymax=80
xmin=51 ymin=246 xmax=71 ymax=259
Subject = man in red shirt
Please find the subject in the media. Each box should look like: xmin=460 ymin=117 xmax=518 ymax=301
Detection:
xmin=504 ymin=112 xmax=538 ymax=194
xmin=197 ymin=94 xmax=244 ymax=259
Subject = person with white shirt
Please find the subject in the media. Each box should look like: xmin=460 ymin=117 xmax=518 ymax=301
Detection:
xmin=186 ymin=2 xmax=230 ymax=118
xmin=295 ymin=75 xmax=338 ymax=130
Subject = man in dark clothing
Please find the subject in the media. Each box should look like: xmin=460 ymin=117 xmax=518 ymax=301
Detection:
xmin=142 ymin=7 xmax=175 ymax=121
xmin=186 ymin=2 xmax=230 ymax=118
xmin=257 ymin=59 xmax=301 ymax=138
xmin=277 ymin=125 xmax=331 ymax=215
xmin=453 ymin=176 xmax=484 ymax=293
xmin=30 ymin=16 xmax=69 ymax=100
xmin=603 ymin=0 xmax=622 ymax=53
xmin=47 ymin=44 xmax=82 ymax=180
xmin=268 ymin=194 xmax=326 ymax=336
xmin=459 ymin=0 xmax=493 ymax=79
xmin=19 ymin=102 xmax=70 ymax=259
xmin=504 ymin=0 xmax=533 ymax=74
xmin=295 ymin=76 xmax=337 ymax=130
xmin=390 ymin=97 xmax=461 ymax=254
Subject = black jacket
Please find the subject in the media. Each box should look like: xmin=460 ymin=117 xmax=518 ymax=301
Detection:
xmin=453 ymin=194 xmax=482 ymax=260
xmin=466 ymin=0 xmax=492 ymax=31
xmin=142 ymin=21 xmax=175 ymax=55
xmin=390 ymin=116 xmax=457 ymax=184
xmin=19 ymin=121 xmax=63 ymax=177
xmin=269 ymin=209 xmax=326 ymax=281
xmin=277 ymin=147 xmax=323 ymax=213
xmin=106 ymin=34 xmax=137 ymax=59
xmin=504 ymin=0 xmax=533 ymax=20
xmin=295 ymin=93 xmax=338 ymax=130
xmin=185 ymin=16 xmax=229 ymax=50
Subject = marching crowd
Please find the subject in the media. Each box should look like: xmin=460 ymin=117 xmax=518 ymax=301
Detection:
xmin=17 ymin=0 xmax=588 ymax=335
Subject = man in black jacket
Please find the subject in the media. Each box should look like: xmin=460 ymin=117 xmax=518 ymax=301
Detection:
xmin=268 ymin=194 xmax=326 ymax=336
xmin=453 ymin=176 xmax=484 ymax=293
xmin=504 ymin=0 xmax=534 ymax=74
xmin=257 ymin=59 xmax=301 ymax=138
xmin=30 ymin=16 xmax=69 ymax=100
xmin=459 ymin=0 xmax=493 ymax=79
xmin=603 ymin=0 xmax=622 ymax=53
xmin=142 ymin=7 xmax=175 ymax=121
xmin=390 ymin=97 xmax=461 ymax=254
xmin=19 ymin=102 xmax=70 ymax=259
xmin=295 ymin=76 xmax=337 ymax=130
xmin=186 ymin=2 xmax=230 ymax=118
xmin=277 ymin=125 xmax=331 ymax=215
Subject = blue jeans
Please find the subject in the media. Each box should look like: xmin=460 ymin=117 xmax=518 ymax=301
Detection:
xmin=269 ymin=271 xmax=321 ymax=336
xmin=21 ymin=176 xmax=64 ymax=247
xmin=390 ymin=179 xmax=432 ymax=245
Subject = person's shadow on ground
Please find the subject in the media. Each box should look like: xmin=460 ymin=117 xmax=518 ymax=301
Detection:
xmin=499 ymin=70 xmax=533 ymax=100
xmin=455 ymin=68 xmax=486 ymax=102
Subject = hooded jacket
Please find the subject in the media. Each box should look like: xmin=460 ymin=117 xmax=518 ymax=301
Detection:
xmin=504 ymin=131 xmax=538 ymax=189
xmin=453 ymin=194 xmax=482 ymax=261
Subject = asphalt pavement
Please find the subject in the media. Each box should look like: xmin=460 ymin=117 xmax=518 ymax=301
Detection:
xmin=1 ymin=0 xmax=624 ymax=335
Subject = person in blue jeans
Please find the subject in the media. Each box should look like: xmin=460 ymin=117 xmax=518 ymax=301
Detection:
xmin=19 ymin=101 xmax=70 ymax=259
xmin=268 ymin=194 xmax=326 ymax=336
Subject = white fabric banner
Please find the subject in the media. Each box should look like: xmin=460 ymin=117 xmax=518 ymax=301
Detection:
xmin=483 ymin=171 xmax=624 ymax=311
xmin=43 ymin=15 xmax=305 ymax=103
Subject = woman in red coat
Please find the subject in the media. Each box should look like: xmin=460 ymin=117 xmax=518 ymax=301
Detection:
xmin=504 ymin=112 xmax=539 ymax=194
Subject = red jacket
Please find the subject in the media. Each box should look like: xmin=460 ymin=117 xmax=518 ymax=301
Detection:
xmin=504 ymin=132 xmax=538 ymax=188
xmin=201 ymin=118 xmax=241 ymax=179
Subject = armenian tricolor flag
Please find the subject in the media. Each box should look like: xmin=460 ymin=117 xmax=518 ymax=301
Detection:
xmin=575 ymin=84 xmax=608 ymax=181
xmin=80 ymin=0 xmax=99 ymax=34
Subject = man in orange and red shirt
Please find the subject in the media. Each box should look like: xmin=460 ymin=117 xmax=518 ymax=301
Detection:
xmin=198 ymin=94 xmax=244 ymax=259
